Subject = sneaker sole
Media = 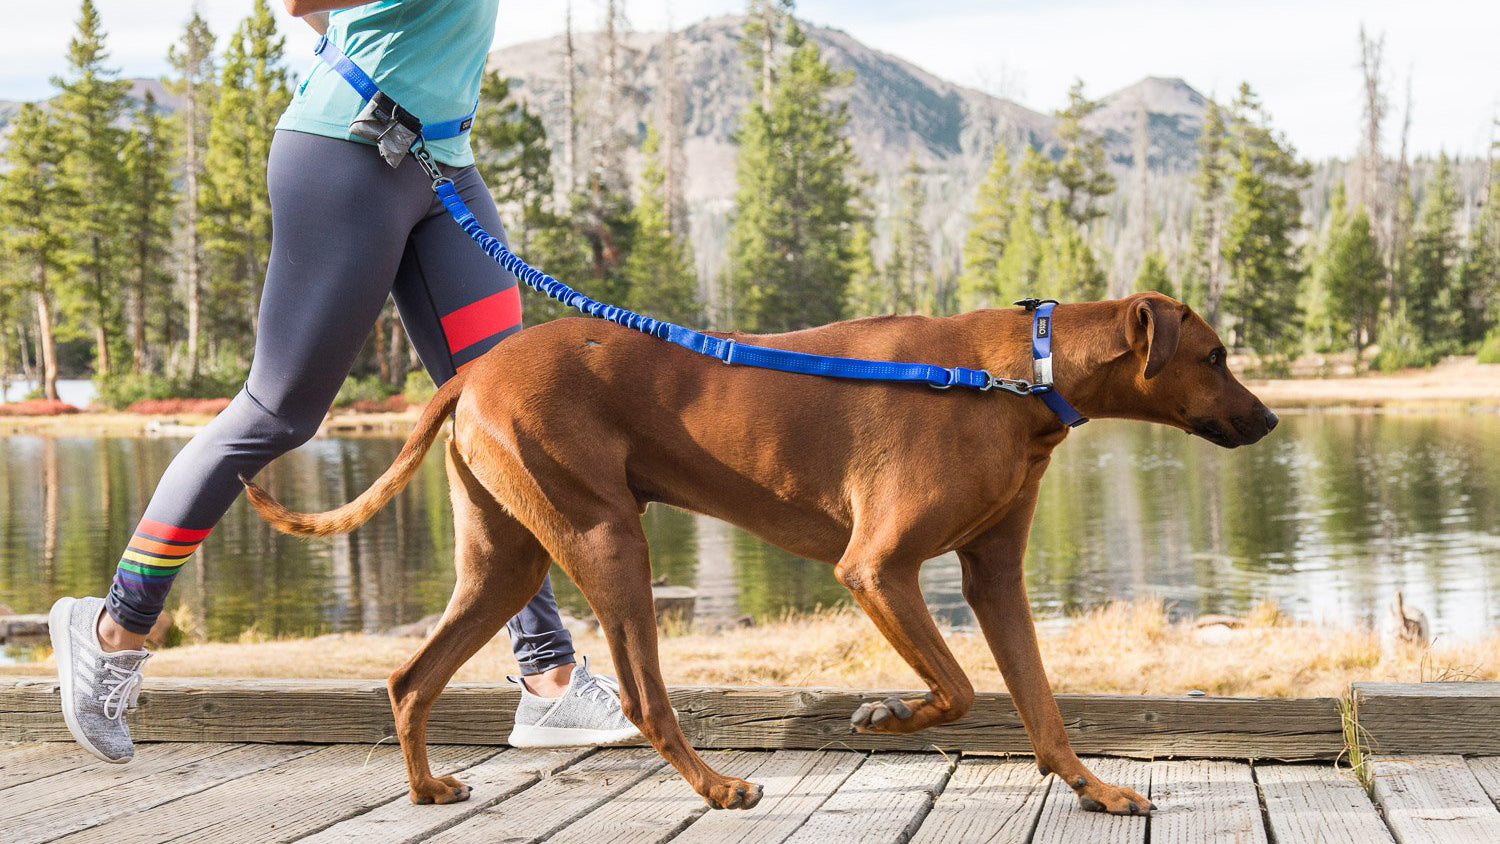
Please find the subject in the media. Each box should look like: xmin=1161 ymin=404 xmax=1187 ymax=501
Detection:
xmin=506 ymin=722 xmax=644 ymax=748
xmin=49 ymin=597 xmax=130 ymax=764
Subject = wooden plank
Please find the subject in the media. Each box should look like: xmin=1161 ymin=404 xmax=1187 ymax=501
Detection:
xmin=1370 ymin=755 xmax=1500 ymax=843
xmin=0 ymin=742 xmax=97 ymax=791
xmin=423 ymin=749 xmax=666 ymax=844
xmin=1467 ymin=757 xmax=1500 ymax=809
xmin=299 ymin=747 xmax=594 ymax=844
xmin=1256 ymin=763 xmax=1394 ymax=844
xmin=1354 ymin=683 xmax=1500 ymax=756
xmin=46 ymin=743 xmax=495 ymax=844
xmin=907 ymin=758 xmax=1050 ymax=844
xmin=1031 ymin=757 xmax=1150 ymax=844
xmin=0 ymin=742 xmax=242 ymax=824
xmin=548 ymin=751 xmax=770 ymax=844
xmin=0 ymin=677 xmax=1346 ymax=759
xmin=9 ymin=744 xmax=314 ymax=844
xmin=673 ymin=749 xmax=865 ymax=844
xmin=1149 ymin=760 xmax=1267 ymax=844
xmin=782 ymin=753 xmax=954 ymax=844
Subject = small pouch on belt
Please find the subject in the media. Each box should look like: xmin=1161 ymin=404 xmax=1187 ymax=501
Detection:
xmin=348 ymin=92 xmax=423 ymax=168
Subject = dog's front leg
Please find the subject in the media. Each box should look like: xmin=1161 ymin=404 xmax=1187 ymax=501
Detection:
xmin=959 ymin=492 xmax=1153 ymax=816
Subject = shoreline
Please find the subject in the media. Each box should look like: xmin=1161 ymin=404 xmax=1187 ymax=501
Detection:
xmin=2 ymin=357 xmax=1497 ymax=436
xmin=4 ymin=602 xmax=1495 ymax=698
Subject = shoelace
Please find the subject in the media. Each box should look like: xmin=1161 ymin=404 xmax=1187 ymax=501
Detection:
xmin=98 ymin=657 xmax=147 ymax=721
xmin=578 ymin=672 xmax=622 ymax=706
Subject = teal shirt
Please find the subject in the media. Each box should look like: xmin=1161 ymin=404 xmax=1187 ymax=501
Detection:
xmin=277 ymin=0 xmax=499 ymax=167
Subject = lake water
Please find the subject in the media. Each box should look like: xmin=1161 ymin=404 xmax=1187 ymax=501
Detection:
xmin=1 ymin=411 xmax=1498 ymax=650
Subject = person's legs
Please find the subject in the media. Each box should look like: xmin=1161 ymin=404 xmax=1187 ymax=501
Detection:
xmin=101 ymin=131 xmax=437 ymax=643
xmin=391 ymin=163 xmax=578 ymax=689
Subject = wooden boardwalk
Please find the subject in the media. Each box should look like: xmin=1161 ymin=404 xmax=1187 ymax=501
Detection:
xmin=7 ymin=679 xmax=1500 ymax=842
xmin=8 ymin=741 xmax=1500 ymax=843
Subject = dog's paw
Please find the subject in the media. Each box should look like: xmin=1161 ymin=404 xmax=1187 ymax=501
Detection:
xmin=409 ymin=774 xmax=472 ymax=806
xmin=703 ymin=777 xmax=764 ymax=810
xmin=850 ymin=693 xmax=931 ymax=733
xmin=1071 ymin=777 xmax=1151 ymax=816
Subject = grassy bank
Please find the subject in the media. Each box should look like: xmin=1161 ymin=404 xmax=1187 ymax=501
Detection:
xmin=9 ymin=601 xmax=1494 ymax=698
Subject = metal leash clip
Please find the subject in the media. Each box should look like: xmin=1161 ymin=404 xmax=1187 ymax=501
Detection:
xmin=411 ymin=144 xmax=451 ymax=189
xmin=984 ymin=376 xmax=1036 ymax=396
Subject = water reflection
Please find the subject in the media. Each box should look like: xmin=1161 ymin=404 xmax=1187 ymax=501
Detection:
xmin=0 ymin=412 xmax=1496 ymax=643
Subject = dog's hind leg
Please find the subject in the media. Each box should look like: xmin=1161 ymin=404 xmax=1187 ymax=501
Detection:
xmin=388 ymin=440 xmax=551 ymax=806
xmin=835 ymin=535 xmax=977 ymax=735
xmin=548 ymin=518 xmax=763 ymax=810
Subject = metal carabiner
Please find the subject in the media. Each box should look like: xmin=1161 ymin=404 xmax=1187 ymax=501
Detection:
xmin=411 ymin=143 xmax=451 ymax=189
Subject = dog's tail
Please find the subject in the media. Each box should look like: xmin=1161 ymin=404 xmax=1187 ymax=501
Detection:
xmin=240 ymin=369 xmax=469 ymax=537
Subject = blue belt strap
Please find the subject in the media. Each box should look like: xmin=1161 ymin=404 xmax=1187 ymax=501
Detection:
xmin=314 ymin=36 xmax=476 ymax=141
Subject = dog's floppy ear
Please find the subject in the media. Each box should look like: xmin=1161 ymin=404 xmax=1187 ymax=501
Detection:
xmin=1127 ymin=296 xmax=1183 ymax=380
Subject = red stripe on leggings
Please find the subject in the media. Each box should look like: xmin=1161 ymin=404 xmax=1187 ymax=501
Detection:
xmin=440 ymin=287 xmax=522 ymax=354
xmin=135 ymin=518 xmax=212 ymax=543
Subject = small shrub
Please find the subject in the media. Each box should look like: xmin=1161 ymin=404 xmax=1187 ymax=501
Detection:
xmin=0 ymin=399 xmax=82 ymax=416
xmin=1478 ymin=327 xmax=1500 ymax=365
xmin=333 ymin=374 xmax=400 ymax=408
xmin=125 ymin=398 xmax=232 ymax=415
xmin=94 ymin=368 xmax=244 ymax=411
xmin=348 ymin=395 xmax=409 ymax=413
xmin=402 ymin=370 xmax=436 ymax=405
xmin=1373 ymin=305 xmax=1439 ymax=372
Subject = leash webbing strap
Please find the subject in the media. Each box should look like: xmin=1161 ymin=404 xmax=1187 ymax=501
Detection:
xmin=434 ymin=181 xmax=993 ymax=390
xmin=315 ymin=36 xmax=476 ymax=140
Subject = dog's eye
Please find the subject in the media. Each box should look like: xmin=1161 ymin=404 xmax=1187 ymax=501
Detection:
xmin=1207 ymin=349 xmax=1224 ymax=368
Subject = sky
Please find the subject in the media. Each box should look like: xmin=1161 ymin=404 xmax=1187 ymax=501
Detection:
xmin=2 ymin=0 xmax=1497 ymax=160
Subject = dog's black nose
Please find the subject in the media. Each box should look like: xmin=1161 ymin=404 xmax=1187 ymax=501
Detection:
xmin=1262 ymin=407 xmax=1279 ymax=432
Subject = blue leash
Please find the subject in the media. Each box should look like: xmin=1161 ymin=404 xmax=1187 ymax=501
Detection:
xmin=315 ymin=39 xmax=1087 ymax=428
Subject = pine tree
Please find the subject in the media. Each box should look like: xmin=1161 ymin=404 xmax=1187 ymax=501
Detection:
xmin=1050 ymin=80 xmax=1115 ymax=227
xmin=0 ymin=105 xmax=71 ymax=400
xmin=1187 ymin=100 xmax=1230 ymax=322
xmin=742 ymin=0 xmax=795 ymax=108
xmin=993 ymin=189 xmax=1043 ymax=303
xmin=1220 ymin=85 xmax=1310 ymax=362
xmin=1320 ymin=184 xmax=1385 ymax=356
xmin=201 ymin=0 xmax=288 ymax=351
xmin=1036 ymin=201 xmax=1106 ymax=301
xmin=727 ymin=21 xmax=860 ymax=333
xmin=52 ymin=0 xmax=131 ymax=378
xmin=1455 ymin=148 xmax=1500 ymax=348
xmin=471 ymin=71 xmax=591 ymax=326
xmin=883 ymin=156 xmax=932 ymax=314
xmin=958 ymin=143 xmax=1016 ymax=310
xmin=1133 ymin=252 xmax=1174 ymax=298
xmin=624 ymin=122 xmax=700 ymax=324
xmin=1406 ymin=154 xmax=1464 ymax=353
xmin=473 ymin=73 xmax=554 ymax=253
xmin=121 ymin=92 xmax=177 ymax=374
xmin=167 ymin=8 xmax=216 ymax=379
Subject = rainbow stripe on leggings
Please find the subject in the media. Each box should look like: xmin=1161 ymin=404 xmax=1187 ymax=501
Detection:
xmin=112 ymin=518 xmax=211 ymax=594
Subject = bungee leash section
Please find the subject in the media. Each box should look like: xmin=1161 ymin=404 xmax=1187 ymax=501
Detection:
xmin=316 ymin=37 xmax=1087 ymax=428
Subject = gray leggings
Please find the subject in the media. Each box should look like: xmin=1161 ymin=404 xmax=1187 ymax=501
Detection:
xmin=106 ymin=130 xmax=574 ymax=674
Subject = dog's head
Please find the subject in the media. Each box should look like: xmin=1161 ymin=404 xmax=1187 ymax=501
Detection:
xmin=1112 ymin=292 xmax=1277 ymax=448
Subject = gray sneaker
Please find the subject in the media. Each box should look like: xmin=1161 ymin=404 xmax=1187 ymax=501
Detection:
xmin=49 ymin=596 xmax=149 ymax=763
xmin=506 ymin=656 xmax=643 ymax=748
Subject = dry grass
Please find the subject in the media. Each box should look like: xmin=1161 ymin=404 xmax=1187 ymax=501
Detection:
xmin=9 ymin=599 xmax=1498 ymax=697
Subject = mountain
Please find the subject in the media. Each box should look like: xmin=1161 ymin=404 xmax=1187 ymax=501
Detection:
xmin=488 ymin=16 xmax=1209 ymax=284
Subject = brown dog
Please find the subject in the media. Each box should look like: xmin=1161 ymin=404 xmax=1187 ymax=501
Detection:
xmin=243 ymin=292 xmax=1276 ymax=814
